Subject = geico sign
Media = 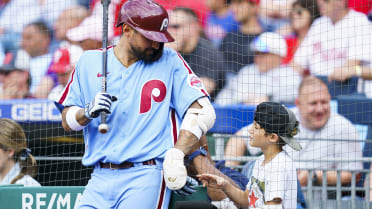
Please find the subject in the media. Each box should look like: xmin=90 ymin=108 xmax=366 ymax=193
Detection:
xmin=11 ymin=103 xmax=61 ymax=121
xmin=22 ymin=192 xmax=82 ymax=209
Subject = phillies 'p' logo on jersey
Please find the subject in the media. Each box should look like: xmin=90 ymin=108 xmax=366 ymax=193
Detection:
xmin=140 ymin=80 xmax=167 ymax=114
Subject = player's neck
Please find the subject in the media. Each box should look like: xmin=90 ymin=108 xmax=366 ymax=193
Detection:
xmin=113 ymin=42 xmax=138 ymax=68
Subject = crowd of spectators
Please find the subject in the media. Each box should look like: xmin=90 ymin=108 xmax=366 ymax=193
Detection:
xmin=0 ymin=0 xmax=370 ymax=102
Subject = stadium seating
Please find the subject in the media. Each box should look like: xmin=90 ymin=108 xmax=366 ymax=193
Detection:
xmin=337 ymin=95 xmax=372 ymax=190
xmin=316 ymin=76 xmax=359 ymax=99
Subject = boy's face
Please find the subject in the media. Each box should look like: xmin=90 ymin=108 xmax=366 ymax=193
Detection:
xmin=248 ymin=121 xmax=274 ymax=149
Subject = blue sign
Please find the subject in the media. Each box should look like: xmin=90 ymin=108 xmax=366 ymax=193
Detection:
xmin=0 ymin=99 xmax=61 ymax=122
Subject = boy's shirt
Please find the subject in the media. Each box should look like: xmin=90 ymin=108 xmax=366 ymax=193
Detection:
xmin=246 ymin=151 xmax=297 ymax=209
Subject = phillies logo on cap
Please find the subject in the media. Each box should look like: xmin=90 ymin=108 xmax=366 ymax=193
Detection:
xmin=160 ymin=18 xmax=168 ymax=31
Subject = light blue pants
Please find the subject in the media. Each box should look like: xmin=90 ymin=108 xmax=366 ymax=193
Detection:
xmin=77 ymin=161 xmax=171 ymax=209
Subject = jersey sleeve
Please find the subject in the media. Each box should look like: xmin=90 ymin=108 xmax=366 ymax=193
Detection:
xmin=171 ymin=53 xmax=209 ymax=118
xmin=56 ymin=61 xmax=85 ymax=109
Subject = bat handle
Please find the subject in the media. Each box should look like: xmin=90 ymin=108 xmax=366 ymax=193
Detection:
xmin=98 ymin=122 xmax=109 ymax=133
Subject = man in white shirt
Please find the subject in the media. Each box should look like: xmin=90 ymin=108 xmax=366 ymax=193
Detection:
xmin=225 ymin=76 xmax=362 ymax=188
xmin=21 ymin=21 xmax=52 ymax=98
xmin=292 ymin=0 xmax=372 ymax=80
xmin=215 ymin=32 xmax=301 ymax=105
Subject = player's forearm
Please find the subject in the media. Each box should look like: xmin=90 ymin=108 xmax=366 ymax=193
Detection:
xmin=61 ymin=106 xmax=91 ymax=131
xmin=222 ymin=183 xmax=249 ymax=207
xmin=193 ymin=156 xmax=239 ymax=200
xmin=175 ymin=130 xmax=199 ymax=155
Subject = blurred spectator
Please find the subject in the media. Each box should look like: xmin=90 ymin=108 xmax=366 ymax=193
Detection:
xmin=0 ymin=50 xmax=32 ymax=99
xmin=281 ymin=0 xmax=320 ymax=64
xmin=215 ymin=32 xmax=300 ymax=105
xmin=38 ymin=0 xmax=78 ymax=29
xmin=0 ymin=118 xmax=40 ymax=186
xmin=220 ymin=0 xmax=265 ymax=76
xmin=259 ymin=0 xmax=294 ymax=31
xmin=21 ymin=21 xmax=52 ymax=98
xmin=0 ymin=0 xmax=40 ymax=53
xmin=155 ymin=0 xmax=209 ymax=26
xmin=225 ymin=77 xmax=362 ymax=193
xmin=292 ymin=0 xmax=372 ymax=78
xmin=67 ymin=0 xmax=118 ymax=50
xmin=166 ymin=7 xmax=226 ymax=99
xmin=54 ymin=6 xmax=89 ymax=43
xmin=204 ymin=0 xmax=240 ymax=48
xmin=48 ymin=45 xmax=84 ymax=101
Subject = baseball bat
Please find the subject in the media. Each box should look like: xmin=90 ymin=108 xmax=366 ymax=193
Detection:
xmin=98 ymin=0 xmax=111 ymax=134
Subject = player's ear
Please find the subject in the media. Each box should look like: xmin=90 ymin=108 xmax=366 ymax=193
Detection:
xmin=122 ymin=24 xmax=133 ymax=37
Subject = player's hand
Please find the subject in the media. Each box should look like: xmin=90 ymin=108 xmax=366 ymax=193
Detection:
xmin=84 ymin=92 xmax=117 ymax=119
xmin=163 ymin=148 xmax=187 ymax=190
xmin=173 ymin=176 xmax=199 ymax=196
xmin=197 ymin=173 xmax=228 ymax=189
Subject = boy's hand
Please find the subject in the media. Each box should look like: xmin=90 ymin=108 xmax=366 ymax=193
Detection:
xmin=197 ymin=173 xmax=228 ymax=189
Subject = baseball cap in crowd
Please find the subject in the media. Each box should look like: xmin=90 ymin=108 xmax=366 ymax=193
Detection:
xmin=67 ymin=3 xmax=114 ymax=42
xmin=0 ymin=50 xmax=31 ymax=73
xmin=254 ymin=102 xmax=302 ymax=151
xmin=50 ymin=45 xmax=84 ymax=74
xmin=250 ymin=32 xmax=287 ymax=57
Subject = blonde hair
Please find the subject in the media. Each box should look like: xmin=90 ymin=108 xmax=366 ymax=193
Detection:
xmin=0 ymin=118 xmax=37 ymax=184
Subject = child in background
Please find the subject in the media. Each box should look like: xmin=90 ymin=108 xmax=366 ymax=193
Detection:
xmin=198 ymin=102 xmax=301 ymax=209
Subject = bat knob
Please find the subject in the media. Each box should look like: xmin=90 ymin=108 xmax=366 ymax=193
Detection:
xmin=98 ymin=123 xmax=109 ymax=134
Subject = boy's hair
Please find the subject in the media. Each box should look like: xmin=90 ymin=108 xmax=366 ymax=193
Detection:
xmin=254 ymin=102 xmax=302 ymax=151
xmin=263 ymin=132 xmax=288 ymax=149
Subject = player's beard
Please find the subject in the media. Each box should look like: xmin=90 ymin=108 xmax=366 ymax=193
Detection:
xmin=130 ymin=42 xmax=164 ymax=63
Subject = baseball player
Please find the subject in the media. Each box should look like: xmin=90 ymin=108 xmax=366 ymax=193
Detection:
xmin=55 ymin=0 xmax=216 ymax=208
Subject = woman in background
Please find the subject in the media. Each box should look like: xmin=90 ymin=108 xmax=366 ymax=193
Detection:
xmin=0 ymin=118 xmax=40 ymax=186
xmin=282 ymin=0 xmax=320 ymax=64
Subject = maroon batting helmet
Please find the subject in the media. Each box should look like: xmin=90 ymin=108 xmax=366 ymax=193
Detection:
xmin=116 ymin=0 xmax=174 ymax=43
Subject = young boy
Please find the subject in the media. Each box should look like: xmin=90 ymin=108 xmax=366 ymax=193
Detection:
xmin=198 ymin=102 xmax=302 ymax=209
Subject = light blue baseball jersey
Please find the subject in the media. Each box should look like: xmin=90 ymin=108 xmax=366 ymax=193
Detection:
xmin=57 ymin=46 xmax=208 ymax=166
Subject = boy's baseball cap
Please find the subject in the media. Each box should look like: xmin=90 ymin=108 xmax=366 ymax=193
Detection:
xmin=250 ymin=32 xmax=287 ymax=57
xmin=254 ymin=102 xmax=302 ymax=151
xmin=0 ymin=50 xmax=31 ymax=73
xmin=50 ymin=45 xmax=84 ymax=74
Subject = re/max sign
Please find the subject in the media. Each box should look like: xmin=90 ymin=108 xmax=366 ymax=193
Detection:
xmin=22 ymin=192 xmax=82 ymax=209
